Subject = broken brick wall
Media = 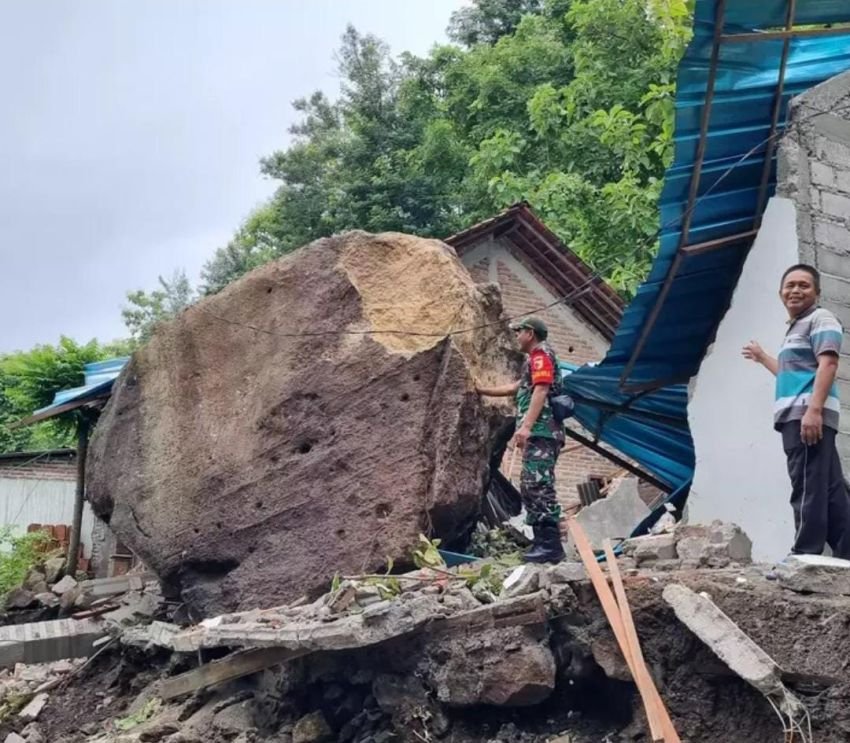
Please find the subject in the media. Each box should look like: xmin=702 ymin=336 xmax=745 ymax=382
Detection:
xmin=778 ymin=69 xmax=850 ymax=467
xmin=461 ymin=237 xmax=626 ymax=508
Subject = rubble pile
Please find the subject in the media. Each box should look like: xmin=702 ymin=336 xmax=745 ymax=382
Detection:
xmin=2 ymin=523 xmax=850 ymax=743
xmin=86 ymin=231 xmax=519 ymax=617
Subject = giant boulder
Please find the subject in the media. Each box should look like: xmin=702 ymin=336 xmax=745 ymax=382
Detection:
xmin=87 ymin=231 xmax=517 ymax=617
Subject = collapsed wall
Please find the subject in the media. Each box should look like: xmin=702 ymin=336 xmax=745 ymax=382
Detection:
xmin=86 ymin=231 xmax=518 ymax=618
xmin=778 ymin=69 xmax=850 ymax=466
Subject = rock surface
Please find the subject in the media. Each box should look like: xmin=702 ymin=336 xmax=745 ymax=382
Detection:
xmin=87 ymin=231 xmax=517 ymax=617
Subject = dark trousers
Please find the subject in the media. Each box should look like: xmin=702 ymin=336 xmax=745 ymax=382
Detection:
xmin=520 ymin=436 xmax=563 ymax=526
xmin=781 ymin=422 xmax=850 ymax=559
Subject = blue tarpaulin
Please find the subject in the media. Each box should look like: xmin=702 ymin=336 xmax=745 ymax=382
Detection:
xmin=562 ymin=1 xmax=850 ymax=532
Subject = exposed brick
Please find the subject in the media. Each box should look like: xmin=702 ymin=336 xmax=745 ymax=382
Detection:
xmin=813 ymin=218 xmax=848 ymax=247
xmin=821 ymin=191 xmax=850 ymax=221
xmin=811 ymin=161 xmax=835 ymax=188
xmin=836 ymin=169 xmax=850 ymax=195
xmin=816 ymin=136 xmax=850 ymax=169
xmin=815 ymin=245 xmax=850 ymax=280
xmin=822 ymin=273 xmax=850 ymax=305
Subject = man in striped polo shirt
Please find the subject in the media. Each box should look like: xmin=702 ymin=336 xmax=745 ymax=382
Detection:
xmin=743 ymin=264 xmax=850 ymax=559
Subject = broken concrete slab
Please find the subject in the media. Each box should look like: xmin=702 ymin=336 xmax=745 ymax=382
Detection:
xmin=500 ymin=565 xmax=540 ymax=599
xmin=0 ymin=618 xmax=105 ymax=668
xmin=4 ymin=733 xmax=26 ymax=743
xmin=675 ymin=521 xmax=752 ymax=567
xmin=663 ymin=584 xmax=804 ymax=718
xmin=547 ymin=562 xmax=587 ymax=584
xmin=567 ymin=478 xmax=650 ymax=554
xmin=18 ymin=692 xmax=49 ymax=722
xmin=77 ymin=574 xmax=157 ymax=601
xmin=774 ymin=553 xmax=850 ymax=596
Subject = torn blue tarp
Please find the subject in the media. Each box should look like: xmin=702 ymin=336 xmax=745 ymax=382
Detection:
xmin=561 ymin=1 xmax=850 ymax=534
xmin=561 ymin=363 xmax=693 ymax=493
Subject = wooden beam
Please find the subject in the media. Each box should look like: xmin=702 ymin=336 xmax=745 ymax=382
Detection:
xmin=159 ymin=646 xmax=309 ymax=700
xmin=603 ymin=540 xmax=680 ymax=743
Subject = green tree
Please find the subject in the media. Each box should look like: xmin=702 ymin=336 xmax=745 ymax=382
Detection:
xmin=201 ymin=0 xmax=692 ymax=296
xmin=123 ymin=269 xmax=194 ymax=342
xmin=0 ymin=337 xmax=132 ymax=451
xmin=448 ymin=0 xmax=547 ymax=47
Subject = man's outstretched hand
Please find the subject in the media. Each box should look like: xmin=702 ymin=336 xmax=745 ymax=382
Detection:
xmin=742 ymin=340 xmax=766 ymax=364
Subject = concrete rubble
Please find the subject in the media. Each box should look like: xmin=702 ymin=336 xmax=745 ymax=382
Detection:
xmin=1 ymin=529 xmax=850 ymax=742
xmin=773 ymin=553 xmax=850 ymax=596
xmin=620 ymin=519 xmax=753 ymax=570
xmin=565 ymin=477 xmax=650 ymax=556
xmin=663 ymin=584 xmax=806 ymax=722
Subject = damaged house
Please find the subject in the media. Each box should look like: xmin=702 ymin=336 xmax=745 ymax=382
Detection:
xmin=5 ymin=3 xmax=850 ymax=743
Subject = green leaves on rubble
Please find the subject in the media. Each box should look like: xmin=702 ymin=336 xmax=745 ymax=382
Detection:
xmin=412 ymin=535 xmax=445 ymax=570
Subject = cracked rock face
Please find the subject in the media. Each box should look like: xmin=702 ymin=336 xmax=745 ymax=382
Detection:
xmin=86 ymin=231 xmax=517 ymax=617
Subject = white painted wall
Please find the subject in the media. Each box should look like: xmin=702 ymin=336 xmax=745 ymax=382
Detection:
xmin=0 ymin=478 xmax=96 ymax=558
xmin=688 ymin=198 xmax=799 ymax=562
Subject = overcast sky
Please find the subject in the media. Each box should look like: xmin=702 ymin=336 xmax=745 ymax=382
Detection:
xmin=0 ymin=0 xmax=464 ymax=353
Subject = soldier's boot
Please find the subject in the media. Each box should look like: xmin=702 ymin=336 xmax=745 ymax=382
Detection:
xmin=523 ymin=522 xmax=565 ymax=564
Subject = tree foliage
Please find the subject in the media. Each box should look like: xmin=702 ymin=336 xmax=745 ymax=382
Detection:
xmin=0 ymin=337 xmax=131 ymax=451
xmin=199 ymin=0 xmax=691 ymax=296
xmin=122 ymin=269 xmax=194 ymax=343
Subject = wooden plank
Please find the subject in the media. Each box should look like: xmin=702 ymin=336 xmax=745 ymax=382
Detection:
xmin=567 ymin=519 xmax=661 ymax=743
xmin=567 ymin=519 xmax=635 ymax=674
xmin=159 ymin=646 xmax=309 ymax=700
xmin=603 ymin=540 xmax=678 ymax=743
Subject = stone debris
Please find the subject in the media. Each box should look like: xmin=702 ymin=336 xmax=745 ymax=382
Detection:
xmin=42 ymin=557 xmax=66 ymax=585
xmin=292 ymin=710 xmax=333 ymax=743
xmin=773 ymin=553 xmax=850 ymax=595
xmin=619 ymin=520 xmax=752 ymax=570
xmin=566 ymin=477 xmax=650 ymax=556
xmin=50 ymin=576 xmax=78 ymax=597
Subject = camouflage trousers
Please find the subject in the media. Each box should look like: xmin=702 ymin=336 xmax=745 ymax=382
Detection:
xmin=520 ymin=436 xmax=563 ymax=526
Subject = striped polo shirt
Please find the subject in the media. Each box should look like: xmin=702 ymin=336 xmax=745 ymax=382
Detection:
xmin=774 ymin=305 xmax=843 ymax=431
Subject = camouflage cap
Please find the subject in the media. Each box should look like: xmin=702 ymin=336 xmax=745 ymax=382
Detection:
xmin=510 ymin=316 xmax=548 ymax=340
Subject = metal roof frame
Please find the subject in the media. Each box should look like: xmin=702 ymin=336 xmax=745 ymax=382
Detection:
xmin=618 ymin=0 xmax=850 ymax=393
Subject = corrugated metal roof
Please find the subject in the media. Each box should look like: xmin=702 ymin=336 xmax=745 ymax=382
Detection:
xmin=564 ymin=0 xmax=850 ymax=499
xmin=613 ymin=0 xmax=850 ymax=391
xmin=22 ymin=357 xmax=129 ymax=426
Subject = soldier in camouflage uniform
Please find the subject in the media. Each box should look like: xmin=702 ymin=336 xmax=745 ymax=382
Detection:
xmin=476 ymin=317 xmax=565 ymax=563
